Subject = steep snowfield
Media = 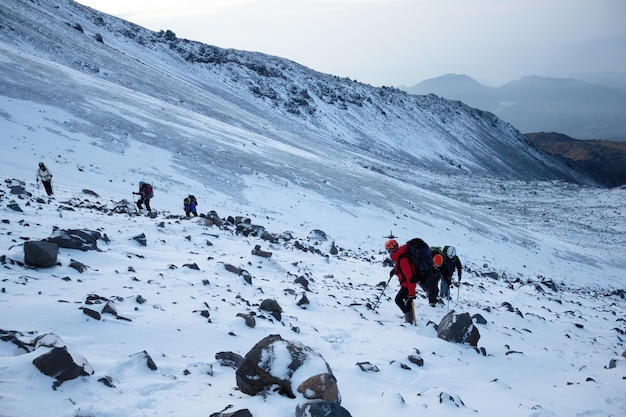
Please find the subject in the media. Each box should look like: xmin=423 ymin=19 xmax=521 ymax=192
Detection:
xmin=1 ymin=88 xmax=625 ymax=417
xmin=0 ymin=1 xmax=624 ymax=416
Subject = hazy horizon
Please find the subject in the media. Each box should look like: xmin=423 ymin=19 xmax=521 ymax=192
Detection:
xmin=75 ymin=0 xmax=626 ymax=88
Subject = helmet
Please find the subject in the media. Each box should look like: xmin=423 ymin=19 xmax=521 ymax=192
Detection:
xmin=385 ymin=239 xmax=399 ymax=252
xmin=445 ymin=246 xmax=456 ymax=258
xmin=433 ymin=253 xmax=444 ymax=268
xmin=139 ymin=181 xmax=145 ymax=186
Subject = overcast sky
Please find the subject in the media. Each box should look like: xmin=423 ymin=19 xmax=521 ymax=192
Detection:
xmin=76 ymin=0 xmax=626 ymax=88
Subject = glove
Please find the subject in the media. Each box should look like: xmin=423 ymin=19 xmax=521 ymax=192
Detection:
xmin=407 ymin=294 xmax=416 ymax=300
xmin=389 ymin=269 xmax=395 ymax=278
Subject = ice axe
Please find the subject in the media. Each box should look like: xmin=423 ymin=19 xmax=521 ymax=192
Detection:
xmin=372 ymin=275 xmax=392 ymax=312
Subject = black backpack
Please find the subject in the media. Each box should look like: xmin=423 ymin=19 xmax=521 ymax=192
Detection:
xmin=404 ymin=238 xmax=434 ymax=283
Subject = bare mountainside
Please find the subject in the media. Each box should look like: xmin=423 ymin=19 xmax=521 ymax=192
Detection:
xmin=527 ymin=132 xmax=626 ymax=188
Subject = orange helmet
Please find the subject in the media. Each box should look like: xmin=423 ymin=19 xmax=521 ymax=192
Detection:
xmin=433 ymin=253 xmax=444 ymax=268
xmin=385 ymin=239 xmax=399 ymax=252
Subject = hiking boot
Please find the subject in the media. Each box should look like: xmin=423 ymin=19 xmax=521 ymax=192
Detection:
xmin=429 ymin=301 xmax=436 ymax=307
xmin=404 ymin=311 xmax=413 ymax=323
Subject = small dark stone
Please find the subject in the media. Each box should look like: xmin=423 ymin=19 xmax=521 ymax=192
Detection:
xmin=408 ymin=354 xmax=424 ymax=366
xmin=82 ymin=307 xmax=101 ymax=320
xmin=215 ymin=351 xmax=244 ymax=369
xmin=98 ymin=375 xmax=115 ymax=387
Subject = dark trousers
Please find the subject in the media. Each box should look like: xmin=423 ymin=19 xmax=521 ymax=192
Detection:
xmin=395 ymin=287 xmax=411 ymax=314
xmin=137 ymin=198 xmax=151 ymax=212
xmin=185 ymin=203 xmax=197 ymax=216
xmin=42 ymin=180 xmax=53 ymax=196
xmin=420 ymin=272 xmax=441 ymax=304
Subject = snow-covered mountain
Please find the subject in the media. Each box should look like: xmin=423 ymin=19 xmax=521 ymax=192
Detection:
xmin=1 ymin=1 xmax=625 ymax=416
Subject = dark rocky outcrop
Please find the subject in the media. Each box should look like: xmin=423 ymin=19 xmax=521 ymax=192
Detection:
xmin=30 ymin=334 xmax=94 ymax=388
xmin=297 ymin=372 xmax=340 ymax=402
xmin=209 ymin=409 xmax=252 ymax=417
xmin=235 ymin=334 xmax=333 ymax=398
xmin=32 ymin=346 xmax=93 ymax=386
xmin=295 ymin=401 xmax=352 ymax=417
xmin=45 ymin=228 xmax=102 ymax=251
xmin=437 ymin=310 xmax=481 ymax=347
xmin=259 ymin=299 xmax=282 ymax=321
xmin=24 ymin=241 xmax=58 ymax=267
xmin=132 ymin=233 xmax=147 ymax=246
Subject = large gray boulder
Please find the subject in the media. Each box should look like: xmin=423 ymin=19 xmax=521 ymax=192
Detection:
xmin=235 ymin=334 xmax=333 ymax=398
xmin=24 ymin=241 xmax=58 ymax=267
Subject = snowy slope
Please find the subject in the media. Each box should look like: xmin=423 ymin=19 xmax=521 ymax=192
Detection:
xmin=0 ymin=0 xmax=625 ymax=416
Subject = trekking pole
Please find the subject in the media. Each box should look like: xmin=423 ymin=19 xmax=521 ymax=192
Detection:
xmin=411 ymin=300 xmax=417 ymax=326
xmin=372 ymin=276 xmax=392 ymax=311
xmin=456 ymin=279 xmax=461 ymax=302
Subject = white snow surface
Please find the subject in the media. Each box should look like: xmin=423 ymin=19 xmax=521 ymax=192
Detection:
xmin=0 ymin=1 xmax=625 ymax=416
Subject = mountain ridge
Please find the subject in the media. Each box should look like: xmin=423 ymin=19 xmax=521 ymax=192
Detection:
xmin=403 ymin=73 xmax=626 ymax=141
xmin=0 ymin=0 xmax=590 ymax=192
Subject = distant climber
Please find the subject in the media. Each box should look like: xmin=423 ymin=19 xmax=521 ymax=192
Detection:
xmin=133 ymin=181 xmax=153 ymax=213
xmin=439 ymin=246 xmax=462 ymax=300
xmin=36 ymin=162 xmax=53 ymax=196
xmin=183 ymin=195 xmax=198 ymax=217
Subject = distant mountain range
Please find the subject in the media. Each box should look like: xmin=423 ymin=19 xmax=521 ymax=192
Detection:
xmin=401 ymin=74 xmax=626 ymax=142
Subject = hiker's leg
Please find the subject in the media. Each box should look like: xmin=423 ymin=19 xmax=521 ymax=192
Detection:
xmin=43 ymin=180 xmax=52 ymax=195
xmin=395 ymin=287 xmax=409 ymax=313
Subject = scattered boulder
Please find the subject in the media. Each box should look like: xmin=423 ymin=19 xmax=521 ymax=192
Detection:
xmin=45 ymin=228 xmax=102 ymax=251
xmin=32 ymin=346 xmax=93 ymax=387
xmin=236 ymin=223 xmax=266 ymax=238
xmin=251 ymin=245 xmax=272 ymax=258
xmin=236 ymin=334 xmax=333 ymax=398
xmin=129 ymin=350 xmax=157 ymax=371
xmin=209 ymin=409 xmax=252 ymax=417
xmin=8 ymin=202 xmax=23 ymax=212
xmin=69 ymin=259 xmax=88 ymax=273
xmin=259 ymin=299 xmax=283 ymax=321
xmin=215 ymin=351 xmax=244 ymax=369
xmin=224 ymin=264 xmax=253 ymax=284
xmin=205 ymin=210 xmax=223 ymax=227
xmin=132 ymin=233 xmax=147 ymax=246
xmin=437 ymin=310 xmax=481 ymax=347
xmin=297 ymin=372 xmax=340 ymax=402
xmin=82 ymin=307 xmax=101 ymax=320
xmin=24 ymin=241 xmax=58 ymax=267
xmin=472 ymin=313 xmax=488 ymax=325
xmin=236 ymin=312 xmax=256 ymax=328
xmin=408 ymin=354 xmax=424 ymax=367
xmin=356 ymin=361 xmax=379 ymax=372
xmin=10 ymin=185 xmax=30 ymax=196
xmin=82 ymin=189 xmax=99 ymax=197
xmin=295 ymin=401 xmax=352 ymax=417
xmin=308 ymin=229 xmax=328 ymax=244
xmin=294 ymin=276 xmax=310 ymax=291
xmin=297 ymin=294 xmax=310 ymax=307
